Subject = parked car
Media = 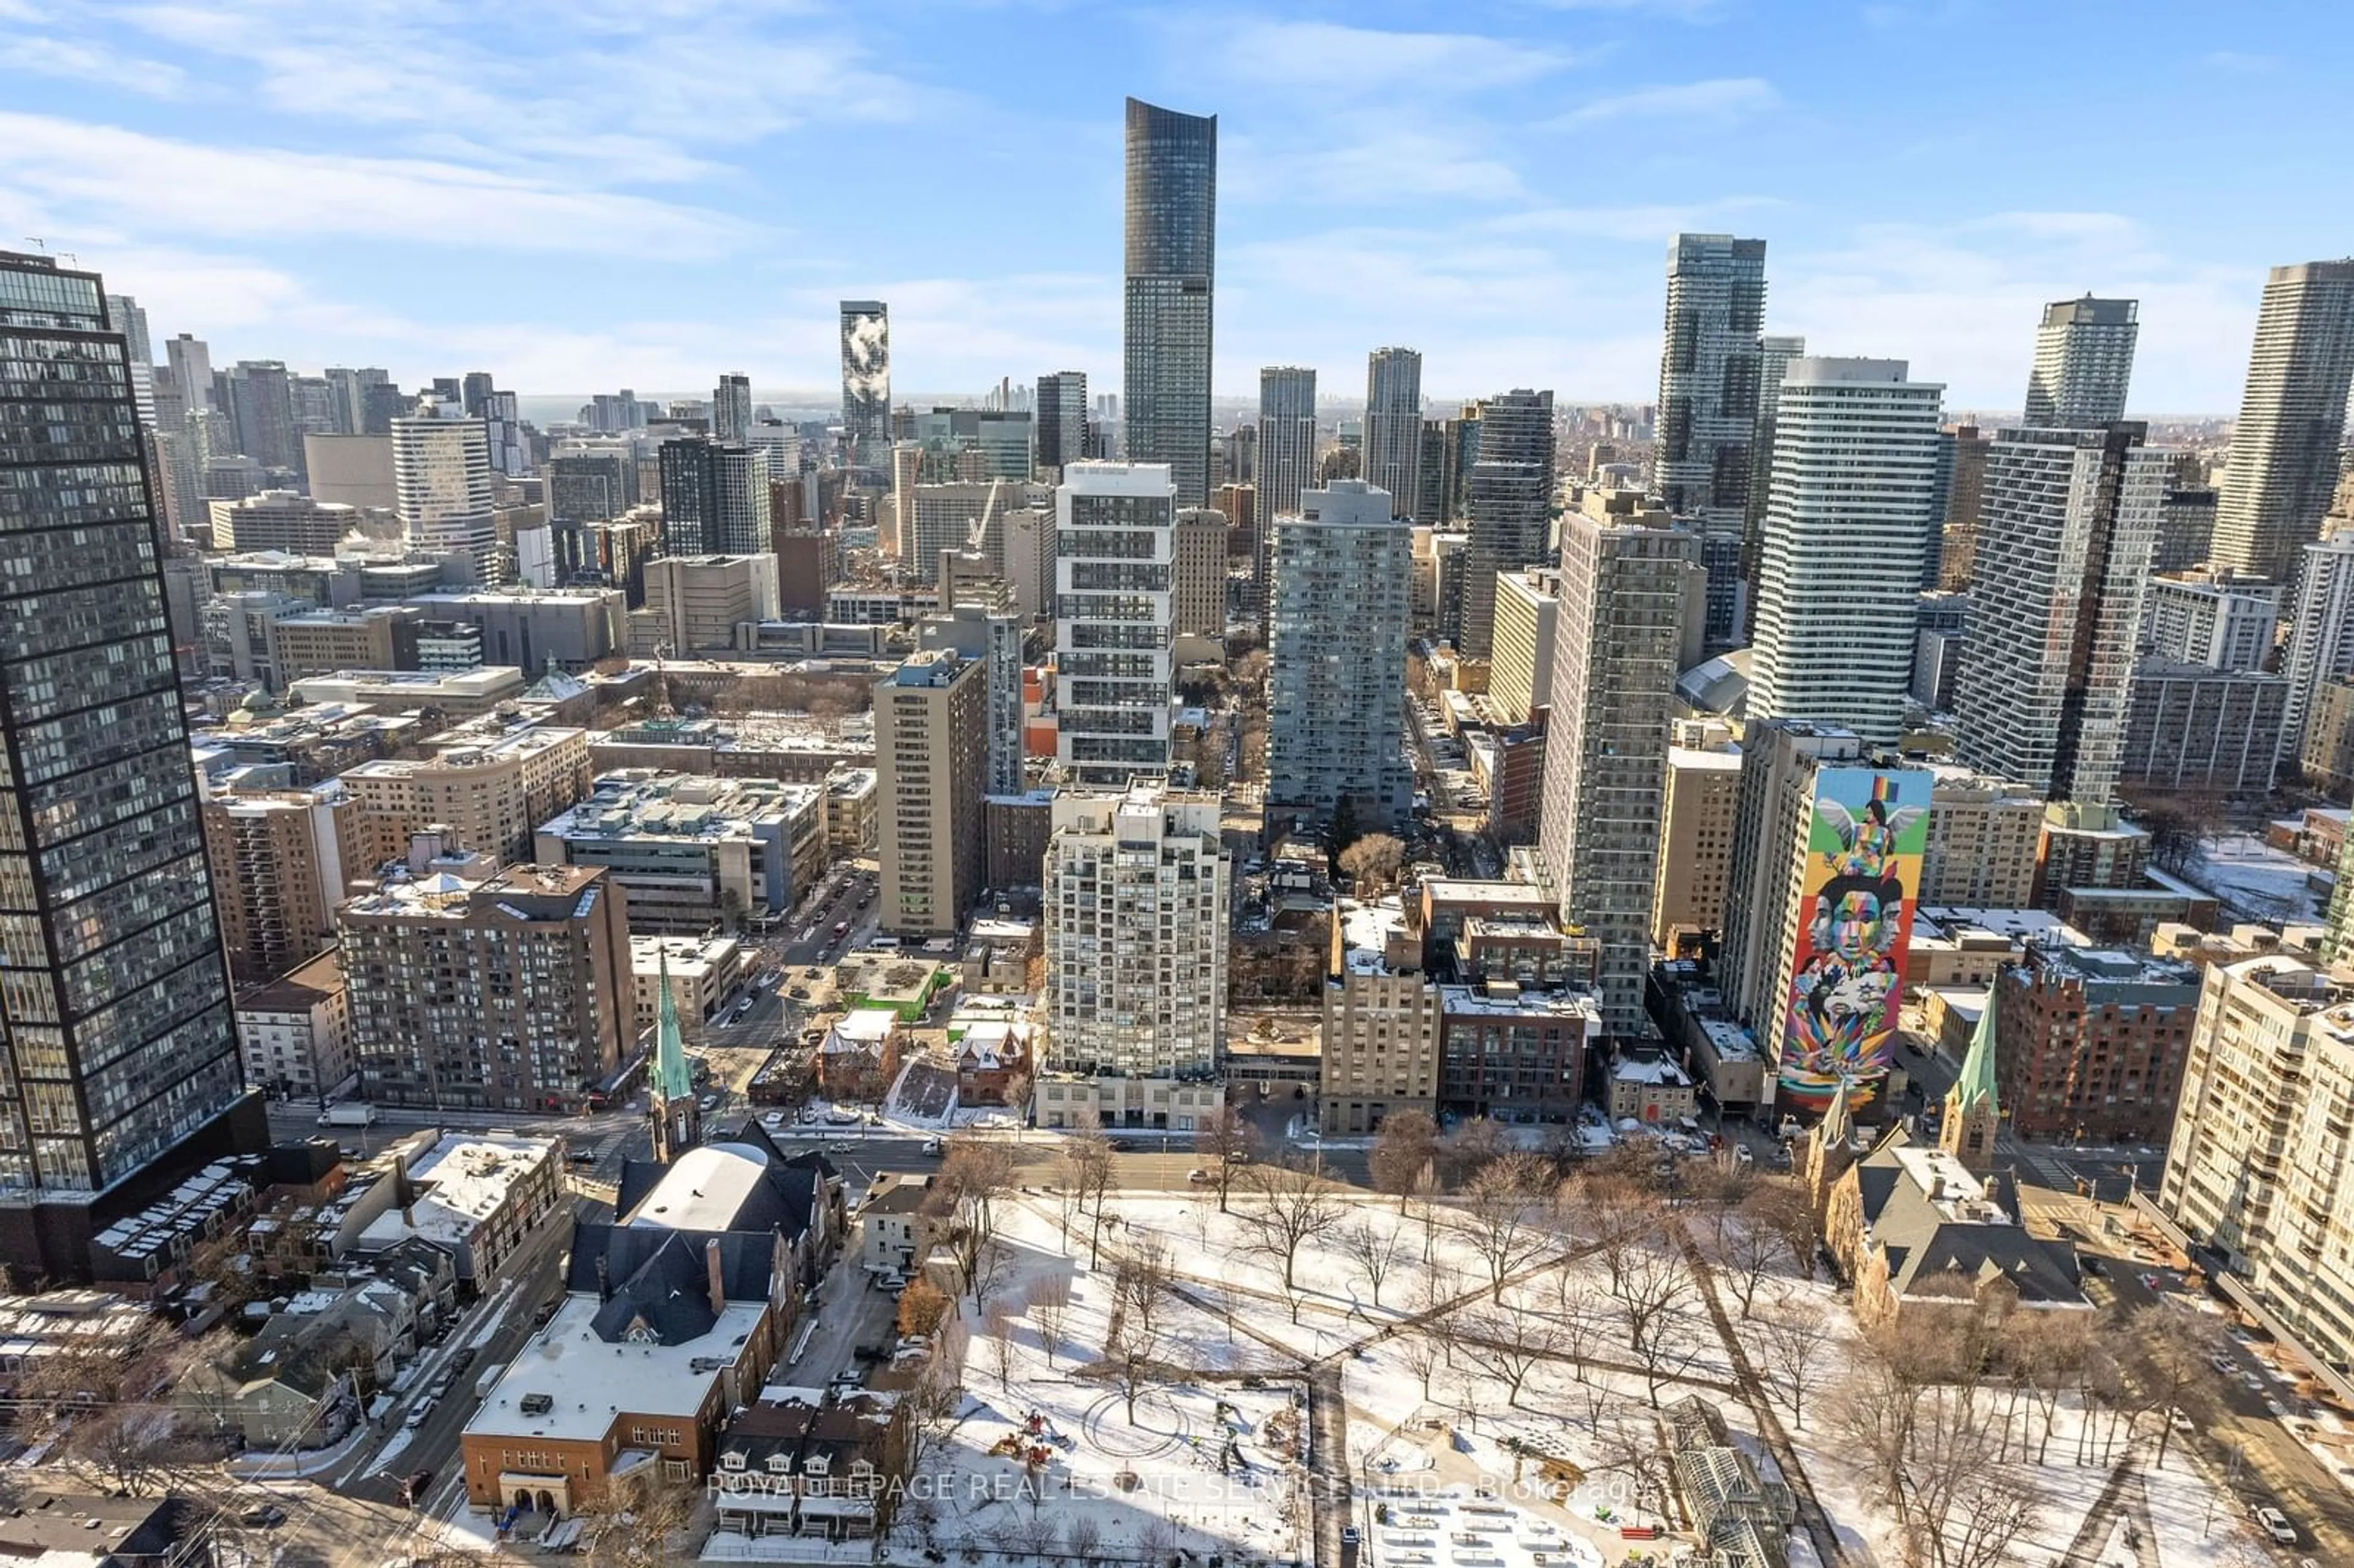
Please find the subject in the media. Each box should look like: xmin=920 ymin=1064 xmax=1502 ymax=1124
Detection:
xmin=2255 ymin=1506 xmax=2297 ymax=1545
xmin=567 ymin=1148 xmax=598 ymax=1166
xmin=238 ymin=1504 xmax=286 ymax=1528
xmin=405 ymin=1398 xmax=436 ymax=1428
xmin=921 ymin=1138 xmax=943 ymax=1155
xmin=826 ymin=1140 xmax=855 ymax=1152
xmin=1187 ymin=1169 xmax=1213 ymax=1185
xmin=400 ymin=1469 xmax=434 ymax=1506
xmin=853 ymin=1344 xmax=889 ymax=1364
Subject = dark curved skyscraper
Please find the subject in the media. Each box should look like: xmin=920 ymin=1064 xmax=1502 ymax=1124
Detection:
xmin=1124 ymin=96 xmax=1216 ymax=506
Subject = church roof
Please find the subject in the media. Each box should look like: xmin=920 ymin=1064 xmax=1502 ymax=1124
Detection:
xmin=1850 ymin=1128 xmax=2083 ymax=1308
xmin=652 ymin=952 xmax=693 ymax=1105
xmin=1951 ymin=974 xmax=2002 ymax=1114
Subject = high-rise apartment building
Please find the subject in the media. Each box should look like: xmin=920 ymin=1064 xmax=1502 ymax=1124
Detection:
xmin=1921 ymin=769 xmax=2044 ymax=909
xmin=1487 ymin=569 xmax=1560 ymax=725
xmin=1130 ymin=96 xmax=1224 ymax=506
xmin=1656 ymin=234 xmax=1767 ymax=650
xmin=1255 ymin=367 xmax=1319 ymax=594
xmin=657 ymin=438 xmax=772 ymax=556
xmin=2161 ymin=956 xmax=2354 ymax=1371
xmin=2153 ymin=486 xmax=2219 ymax=573
xmin=1747 ymin=359 xmax=1944 ymax=747
xmin=2211 ymin=261 xmax=2354 ymax=583
xmin=918 ymin=590 xmax=1026 ymax=799
xmin=340 ymin=725 xmax=592 ymax=865
xmin=213 ymin=489 xmax=360 ymax=555
xmin=1055 ymin=462 xmax=1177 ymax=787
xmin=1458 ymin=389 xmax=1556 ymax=658
xmin=1363 ymin=348 xmax=1423 ymax=517
xmin=2024 ymin=297 xmax=2139 ymax=427
xmin=1537 ymin=491 xmax=1699 ymax=1037
xmin=1035 ymin=370 xmax=1088 ymax=473
xmin=1267 ymin=481 xmax=1413 ymax=831
xmin=2278 ymin=525 xmax=2354 ymax=767
xmin=166 ymin=332 xmax=214 ymax=432
xmin=2141 ymin=573 xmax=2279 ymax=672
xmin=1933 ymin=423 xmax=1993 ymax=589
xmin=341 ymin=862 xmax=630 ymax=1114
xmin=1954 ymin=423 xmax=2168 ymax=805
xmin=392 ymin=411 xmax=497 ymax=583
xmin=712 ymin=373 xmax=752 ymax=442
xmin=634 ymin=555 xmax=771 ymax=654
xmin=1740 ymin=333 xmax=1805 ymax=603
xmin=1720 ymin=722 xmax=1930 ymax=1109
xmin=226 ymin=360 xmax=302 ymax=474
xmin=1652 ymin=723 xmax=1743 ymax=951
xmin=0 ymin=253 xmax=259 ymax=1260
xmin=840 ymin=300 xmax=891 ymax=468
xmin=875 ymin=650 xmax=988 ymax=938
xmin=1123 ymin=97 xmax=1217 ymax=507
xmin=1044 ymin=781 xmax=1230 ymax=1075
xmin=1169 ymin=507 xmax=1227 ymax=639
xmin=200 ymin=777 xmax=363 ymax=986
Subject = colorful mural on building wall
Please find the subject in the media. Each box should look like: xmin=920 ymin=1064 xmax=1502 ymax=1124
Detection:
xmin=1780 ymin=766 xmax=1930 ymax=1110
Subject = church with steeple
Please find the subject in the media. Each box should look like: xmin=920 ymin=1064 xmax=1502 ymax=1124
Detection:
xmin=650 ymin=954 xmax=701 ymax=1164
xmin=1802 ymin=975 xmax=2086 ymax=1328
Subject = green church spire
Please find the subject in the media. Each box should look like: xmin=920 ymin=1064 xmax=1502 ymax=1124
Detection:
xmin=652 ymin=952 xmax=693 ymax=1105
xmin=1953 ymin=973 xmax=2002 ymax=1113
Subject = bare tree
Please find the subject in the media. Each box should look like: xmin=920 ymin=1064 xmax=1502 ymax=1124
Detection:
xmin=1369 ymin=1109 xmax=1439 ymax=1212
xmin=1335 ymin=1217 xmax=1413 ymax=1309
xmin=1397 ymin=1323 xmax=1446 ymax=1400
xmin=582 ymin=1471 xmax=701 ymax=1568
xmin=1026 ymin=1274 xmax=1072 ymax=1369
xmin=1437 ymin=1117 xmax=1512 ymax=1186
xmin=982 ymin=1302 xmax=1015 ymax=1393
xmin=1609 ymin=1238 xmax=1697 ymax=1403
xmin=2115 ymin=1302 xmax=2223 ymax=1468
xmin=1338 ymin=833 xmax=1406 ymax=894
xmin=1238 ymin=1157 xmax=1343 ymax=1295
xmin=1461 ymin=1304 xmax=1561 ymax=1409
xmin=1113 ymin=1234 xmax=1175 ymax=1345
xmin=1064 ymin=1512 xmax=1103 ymax=1566
xmin=931 ymin=1138 xmax=1019 ymax=1292
xmin=1065 ymin=1122 xmax=1115 ymax=1268
xmin=1747 ymin=1298 xmax=1830 ymax=1429
xmin=1192 ymin=1105 xmax=1257 ymax=1214
xmin=1705 ymin=1190 xmax=1795 ymax=1319
xmin=1104 ymin=1309 xmax=1162 ymax=1423
xmin=967 ymin=1236 xmax=1016 ymax=1310
xmin=1455 ymin=1151 xmax=1560 ymax=1300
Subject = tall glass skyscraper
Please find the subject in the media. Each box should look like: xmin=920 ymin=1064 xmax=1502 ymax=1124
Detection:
xmin=2210 ymin=261 xmax=2354 ymax=584
xmin=0 ymin=251 xmax=258 ymax=1263
xmin=1123 ymin=97 xmax=1217 ymax=508
xmin=840 ymin=300 xmax=891 ymax=470
xmin=1362 ymin=347 xmax=1423 ymax=518
xmin=1655 ymin=234 xmax=1767 ymax=652
xmin=2023 ymin=297 xmax=2139 ymax=428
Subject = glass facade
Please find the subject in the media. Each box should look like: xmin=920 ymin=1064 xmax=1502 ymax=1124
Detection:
xmin=0 ymin=252 xmax=245 ymax=1195
xmin=1122 ymin=99 xmax=1216 ymax=508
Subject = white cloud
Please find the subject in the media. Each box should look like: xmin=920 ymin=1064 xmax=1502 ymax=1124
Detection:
xmin=1225 ymin=127 xmax=1530 ymax=205
xmin=1490 ymin=197 xmax=1785 ymax=242
xmin=1198 ymin=19 xmax=1579 ymax=93
xmin=111 ymin=0 xmax=932 ymax=183
xmin=0 ymin=112 xmax=753 ymax=252
xmin=1550 ymin=77 xmax=1780 ymax=127
xmin=0 ymin=36 xmax=188 ymax=97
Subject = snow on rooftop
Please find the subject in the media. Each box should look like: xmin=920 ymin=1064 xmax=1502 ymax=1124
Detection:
xmin=356 ymin=1134 xmax=554 ymax=1250
xmin=825 ymin=1010 xmax=899 ymax=1051
xmin=1338 ymin=898 xmax=1409 ymax=975
xmin=627 ymin=1143 xmax=773 ymax=1233
xmin=466 ymin=1294 xmax=766 ymax=1445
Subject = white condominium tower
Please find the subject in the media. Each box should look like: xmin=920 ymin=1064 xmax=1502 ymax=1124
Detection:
xmin=1045 ymin=780 xmax=1231 ymax=1076
xmin=1054 ymin=462 xmax=1177 ymax=787
xmin=1362 ymin=347 xmax=1423 ymax=518
xmin=1267 ymin=481 xmax=1413 ymax=831
xmin=2210 ymin=261 xmax=2354 ymax=584
xmin=1746 ymin=358 xmax=1944 ymax=747
xmin=2023 ymin=297 xmax=2139 ymax=427
xmin=1656 ymin=234 xmax=1767 ymax=652
xmin=2279 ymin=525 xmax=2354 ymax=764
xmin=392 ymin=408 xmax=495 ymax=584
xmin=1954 ymin=422 xmax=2168 ymax=805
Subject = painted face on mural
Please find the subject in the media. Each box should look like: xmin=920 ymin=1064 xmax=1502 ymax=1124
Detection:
xmin=1826 ymin=886 xmax=1883 ymax=964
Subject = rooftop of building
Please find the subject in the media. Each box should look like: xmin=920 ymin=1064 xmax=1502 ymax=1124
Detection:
xmin=1667 ymin=744 xmax=1745 ymax=772
xmin=630 ymin=933 xmax=739 ymax=978
xmin=340 ymin=861 xmax=604 ymax=921
xmin=2025 ymin=945 xmax=2201 ymax=996
xmin=539 ymin=771 xmax=820 ymax=842
xmin=1914 ymin=907 xmax=2090 ymax=945
xmin=1438 ymin=981 xmax=1601 ymax=1020
xmin=289 ymin=666 xmax=527 ymax=701
xmin=1338 ymin=897 xmax=1412 ymax=976
xmin=236 ymin=949 xmax=346 ymax=1011
xmin=1612 ymin=1051 xmax=1693 ymax=1086
xmin=859 ymin=1171 xmax=930 ymax=1215
xmin=467 ymin=1291 xmax=765 ymax=1444
xmin=595 ymin=712 xmax=872 ymax=754
xmin=344 ymin=721 xmax=582 ymax=777
xmin=825 ymin=1009 xmax=900 ymax=1051
xmin=357 ymin=1132 xmax=556 ymax=1251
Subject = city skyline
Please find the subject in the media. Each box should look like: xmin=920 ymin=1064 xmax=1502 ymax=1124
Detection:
xmin=3 ymin=2 xmax=2345 ymax=410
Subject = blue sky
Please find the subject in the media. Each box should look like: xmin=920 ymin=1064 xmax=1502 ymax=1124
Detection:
xmin=1 ymin=0 xmax=2342 ymax=411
